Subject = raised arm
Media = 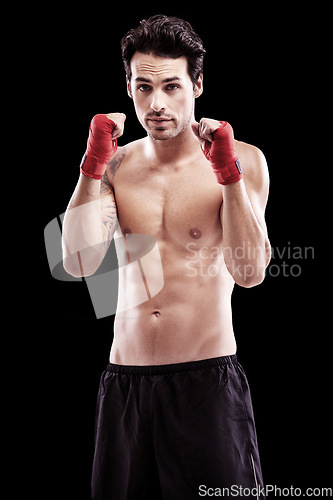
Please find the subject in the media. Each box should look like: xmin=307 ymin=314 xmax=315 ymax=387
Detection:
xmin=62 ymin=113 xmax=126 ymax=277
xmin=193 ymin=118 xmax=271 ymax=287
xmin=220 ymin=142 xmax=271 ymax=287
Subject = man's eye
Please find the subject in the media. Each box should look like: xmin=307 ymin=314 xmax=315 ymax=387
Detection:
xmin=138 ymin=84 xmax=151 ymax=92
xmin=165 ymin=84 xmax=179 ymax=91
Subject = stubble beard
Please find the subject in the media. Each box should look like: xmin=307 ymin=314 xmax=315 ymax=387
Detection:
xmin=144 ymin=108 xmax=194 ymax=142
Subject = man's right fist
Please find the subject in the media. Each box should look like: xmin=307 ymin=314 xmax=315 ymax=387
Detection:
xmin=80 ymin=113 xmax=126 ymax=180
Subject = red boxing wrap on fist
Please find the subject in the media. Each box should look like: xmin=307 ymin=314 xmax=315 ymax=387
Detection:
xmin=204 ymin=121 xmax=242 ymax=185
xmin=80 ymin=114 xmax=117 ymax=180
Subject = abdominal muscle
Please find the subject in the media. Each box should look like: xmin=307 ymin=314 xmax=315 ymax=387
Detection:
xmin=109 ymin=238 xmax=237 ymax=366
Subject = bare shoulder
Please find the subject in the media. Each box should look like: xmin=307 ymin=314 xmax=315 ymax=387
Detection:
xmin=107 ymin=146 xmax=127 ymax=181
xmin=100 ymin=142 xmax=135 ymax=195
xmin=106 ymin=138 xmax=145 ymax=185
xmin=235 ymin=140 xmax=268 ymax=174
xmin=235 ymin=140 xmax=269 ymax=193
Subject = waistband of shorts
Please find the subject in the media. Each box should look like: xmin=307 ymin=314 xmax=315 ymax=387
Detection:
xmin=105 ymin=354 xmax=237 ymax=376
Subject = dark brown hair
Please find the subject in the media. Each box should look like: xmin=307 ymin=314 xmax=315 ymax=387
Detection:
xmin=121 ymin=15 xmax=206 ymax=84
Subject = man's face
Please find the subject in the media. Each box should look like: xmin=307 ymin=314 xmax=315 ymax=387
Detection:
xmin=128 ymin=52 xmax=202 ymax=141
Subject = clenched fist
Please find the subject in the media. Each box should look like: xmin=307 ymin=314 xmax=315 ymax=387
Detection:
xmin=192 ymin=117 xmax=221 ymax=148
xmin=105 ymin=112 xmax=126 ymax=140
xmin=80 ymin=113 xmax=126 ymax=180
xmin=192 ymin=118 xmax=242 ymax=185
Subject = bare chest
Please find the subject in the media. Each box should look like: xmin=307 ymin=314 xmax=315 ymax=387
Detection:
xmin=113 ymin=160 xmax=223 ymax=247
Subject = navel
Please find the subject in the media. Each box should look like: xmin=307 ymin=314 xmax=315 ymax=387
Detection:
xmin=189 ymin=227 xmax=202 ymax=239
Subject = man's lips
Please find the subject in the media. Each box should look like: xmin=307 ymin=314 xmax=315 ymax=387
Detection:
xmin=149 ymin=118 xmax=171 ymax=123
xmin=147 ymin=115 xmax=173 ymax=123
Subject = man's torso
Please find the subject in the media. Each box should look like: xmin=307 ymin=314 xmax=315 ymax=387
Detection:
xmin=108 ymin=138 xmax=240 ymax=365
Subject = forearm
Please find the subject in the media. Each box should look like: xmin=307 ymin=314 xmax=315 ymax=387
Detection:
xmin=193 ymin=118 xmax=270 ymax=286
xmin=62 ymin=174 xmax=109 ymax=277
xmin=221 ymin=181 xmax=270 ymax=287
xmin=61 ymin=113 xmax=125 ymax=277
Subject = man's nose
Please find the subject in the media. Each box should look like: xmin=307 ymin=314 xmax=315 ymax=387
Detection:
xmin=150 ymin=91 xmax=166 ymax=113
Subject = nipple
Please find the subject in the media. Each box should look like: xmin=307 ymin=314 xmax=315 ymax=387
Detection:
xmin=189 ymin=227 xmax=202 ymax=239
xmin=123 ymin=228 xmax=132 ymax=238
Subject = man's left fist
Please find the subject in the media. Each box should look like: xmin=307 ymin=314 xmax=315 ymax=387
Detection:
xmin=192 ymin=119 xmax=242 ymax=185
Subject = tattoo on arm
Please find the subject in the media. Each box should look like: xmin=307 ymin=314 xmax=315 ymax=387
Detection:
xmin=101 ymin=195 xmax=118 ymax=247
xmin=99 ymin=148 xmax=126 ymax=246
xmin=101 ymin=147 xmax=126 ymax=194
xmin=108 ymin=147 xmax=126 ymax=178
xmin=100 ymin=170 xmax=113 ymax=196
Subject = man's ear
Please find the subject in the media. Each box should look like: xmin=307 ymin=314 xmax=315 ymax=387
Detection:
xmin=126 ymin=77 xmax=133 ymax=99
xmin=194 ymin=74 xmax=203 ymax=98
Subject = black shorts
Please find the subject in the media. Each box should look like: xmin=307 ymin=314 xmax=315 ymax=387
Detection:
xmin=91 ymin=355 xmax=265 ymax=499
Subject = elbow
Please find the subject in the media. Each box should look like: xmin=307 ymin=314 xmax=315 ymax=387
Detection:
xmin=62 ymin=234 xmax=107 ymax=277
xmin=63 ymin=260 xmax=83 ymax=279
xmin=228 ymin=261 xmax=267 ymax=288
xmin=62 ymin=252 xmax=102 ymax=278
xmin=233 ymin=238 xmax=271 ymax=288
xmin=235 ymin=270 xmax=266 ymax=288
xmin=63 ymin=257 xmax=85 ymax=278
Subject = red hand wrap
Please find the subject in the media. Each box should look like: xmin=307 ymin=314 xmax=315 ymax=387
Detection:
xmin=80 ymin=114 xmax=117 ymax=180
xmin=204 ymin=121 xmax=242 ymax=185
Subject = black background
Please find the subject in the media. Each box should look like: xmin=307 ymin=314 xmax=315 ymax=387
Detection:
xmin=35 ymin=5 xmax=325 ymax=499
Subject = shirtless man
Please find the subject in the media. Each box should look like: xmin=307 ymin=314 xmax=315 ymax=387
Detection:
xmin=62 ymin=15 xmax=270 ymax=500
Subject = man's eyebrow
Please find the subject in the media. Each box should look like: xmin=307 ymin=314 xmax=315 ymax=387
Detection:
xmin=134 ymin=76 xmax=181 ymax=83
xmin=162 ymin=77 xmax=181 ymax=83
xmin=135 ymin=77 xmax=152 ymax=83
